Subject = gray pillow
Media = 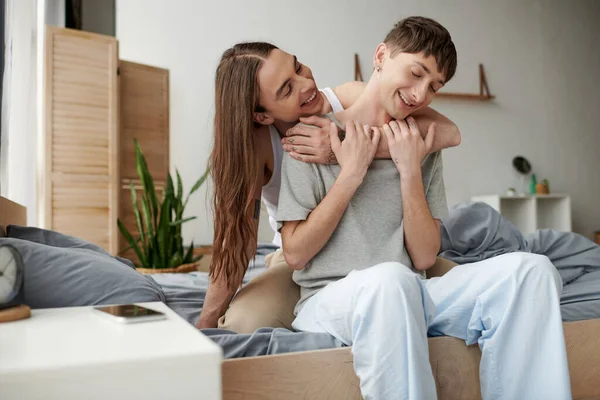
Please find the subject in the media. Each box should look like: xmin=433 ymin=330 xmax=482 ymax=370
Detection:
xmin=7 ymin=225 xmax=135 ymax=269
xmin=0 ymin=237 xmax=165 ymax=309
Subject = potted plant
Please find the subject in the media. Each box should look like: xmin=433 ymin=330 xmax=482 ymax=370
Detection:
xmin=118 ymin=139 xmax=209 ymax=274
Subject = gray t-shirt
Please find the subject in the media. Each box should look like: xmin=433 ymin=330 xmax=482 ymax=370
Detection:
xmin=277 ymin=114 xmax=448 ymax=314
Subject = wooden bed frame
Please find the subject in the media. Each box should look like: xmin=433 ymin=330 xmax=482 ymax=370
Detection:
xmin=0 ymin=196 xmax=27 ymax=236
xmin=2 ymin=196 xmax=599 ymax=399
xmin=221 ymin=319 xmax=600 ymax=400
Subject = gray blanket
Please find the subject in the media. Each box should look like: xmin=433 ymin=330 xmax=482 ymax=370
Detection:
xmin=440 ymin=202 xmax=600 ymax=321
xmin=202 ymin=328 xmax=343 ymax=358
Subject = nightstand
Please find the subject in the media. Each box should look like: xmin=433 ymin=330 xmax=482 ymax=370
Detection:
xmin=0 ymin=302 xmax=222 ymax=400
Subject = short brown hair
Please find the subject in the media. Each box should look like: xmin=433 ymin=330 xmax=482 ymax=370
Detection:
xmin=384 ymin=16 xmax=457 ymax=82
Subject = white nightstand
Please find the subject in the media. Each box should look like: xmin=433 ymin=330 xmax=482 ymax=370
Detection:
xmin=471 ymin=194 xmax=572 ymax=234
xmin=0 ymin=302 xmax=222 ymax=400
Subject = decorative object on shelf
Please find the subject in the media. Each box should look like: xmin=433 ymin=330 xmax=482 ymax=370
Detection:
xmin=118 ymin=139 xmax=209 ymax=273
xmin=543 ymin=178 xmax=550 ymax=193
xmin=536 ymin=178 xmax=550 ymax=195
xmin=354 ymin=53 xmax=363 ymax=82
xmin=506 ymin=187 xmax=517 ymax=197
xmin=0 ymin=246 xmax=31 ymax=323
xmin=435 ymin=64 xmax=494 ymax=100
xmin=530 ymin=173 xmax=537 ymax=195
xmin=512 ymin=156 xmax=532 ymax=195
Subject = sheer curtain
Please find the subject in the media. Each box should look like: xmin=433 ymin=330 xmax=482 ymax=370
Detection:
xmin=0 ymin=0 xmax=40 ymax=225
xmin=0 ymin=0 xmax=10 ymax=199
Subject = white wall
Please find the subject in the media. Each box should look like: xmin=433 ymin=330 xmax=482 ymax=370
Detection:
xmin=116 ymin=0 xmax=600 ymax=244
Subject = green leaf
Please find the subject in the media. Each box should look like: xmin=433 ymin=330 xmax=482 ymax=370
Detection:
xmin=118 ymin=236 xmax=141 ymax=254
xmin=174 ymin=170 xmax=185 ymax=226
xmin=183 ymin=241 xmax=195 ymax=264
xmin=157 ymin=197 xmax=172 ymax=268
xmin=176 ymin=170 xmax=183 ymax=205
xmin=164 ymin=173 xmax=175 ymax=203
xmin=169 ymin=252 xmax=183 ymax=269
xmin=145 ymin=169 xmax=160 ymax=226
xmin=135 ymin=139 xmax=159 ymax=224
xmin=170 ymin=216 xmax=196 ymax=227
xmin=168 ymin=233 xmax=176 ymax=268
xmin=129 ymin=181 xmax=146 ymax=258
xmin=150 ymin=236 xmax=160 ymax=269
xmin=140 ymin=189 xmax=154 ymax=250
xmin=183 ymin=168 xmax=209 ymax=208
xmin=118 ymin=219 xmax=147 ymax=267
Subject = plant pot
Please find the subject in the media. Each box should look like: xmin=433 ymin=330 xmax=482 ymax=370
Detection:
xmin=136 ymin=261 xmax=200 ymax=275
xmin=535 ymin=183 xmax=549 ymax=195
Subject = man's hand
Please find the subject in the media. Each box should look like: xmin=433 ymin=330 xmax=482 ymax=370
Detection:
xmin=383 ymin=117 xmax=436 ymax=176
xmin=283 ymin=116 xmax=337 ymax=164
xmin=332 ymin=121 xmax=381 ymax=182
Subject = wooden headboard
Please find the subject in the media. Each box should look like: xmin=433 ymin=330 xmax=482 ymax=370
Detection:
xmin=0 ymin=196 xmax=27 ymax=236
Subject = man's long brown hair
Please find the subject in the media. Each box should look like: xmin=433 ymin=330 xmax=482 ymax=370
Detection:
xmin=210 ymin=42 xmax=277 ymax=291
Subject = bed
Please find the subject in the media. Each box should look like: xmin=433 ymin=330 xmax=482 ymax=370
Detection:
xmin=168 ymin=259 xmax=600 ymax=399
xmin=2 ymin=196 xmax=600 ymax=399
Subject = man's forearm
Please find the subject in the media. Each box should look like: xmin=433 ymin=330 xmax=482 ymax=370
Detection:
xmin=375 ymin=108 xmax=460 ymax=158
xmin=282 ymin=172 xmax=361 ymax=269
xmin=401 ymin=170 xmax=441 ymax=270
xmin=196 ymin=279 xmax=235 ymax=328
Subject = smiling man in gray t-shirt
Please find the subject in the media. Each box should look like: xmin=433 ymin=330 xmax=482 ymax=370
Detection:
xmin=278 ymin=114 xmax=447 ymax=315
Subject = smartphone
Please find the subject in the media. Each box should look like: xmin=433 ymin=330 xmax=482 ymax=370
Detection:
xmin=93 ymin=304 xmax=166 ymax=324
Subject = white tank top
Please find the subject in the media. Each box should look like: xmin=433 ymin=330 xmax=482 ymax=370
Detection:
xmin=261 ymin=87 xmax=344 ymax=247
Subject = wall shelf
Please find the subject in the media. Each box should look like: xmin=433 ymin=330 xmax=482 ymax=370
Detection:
xmin=434 ymin=64 xmax=494 ymax=101
xmin=436 ymin=93 xmax=495 ymax=100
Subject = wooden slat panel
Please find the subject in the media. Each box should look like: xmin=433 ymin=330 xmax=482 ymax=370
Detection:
xmin=54 ymin=134 xmax=108 ymax=149
xmin=53 ymin=103 xmax=109 ymax=121
xmin=44 ymin=26 xmax=119 ymax=254
xmin=52 ymin=179 xmax=110 ymax=249
xmin=118 ymin=61 xmax=169 ymax=182
xmin=120 ymin=128 xmax=169 ymax=180
xmin=118 ymin=61 xmax=169 ymax=259
xmin=53 ymin=69 xmax=109 ymax=87
xmin=53 ymin=82 xmax=109 ymax=107
xmin=53 ymin=34 xmax=112 ymax=59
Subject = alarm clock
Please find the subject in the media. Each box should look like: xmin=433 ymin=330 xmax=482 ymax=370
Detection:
xmin=0 ymin=245 xmax=30 ymax=322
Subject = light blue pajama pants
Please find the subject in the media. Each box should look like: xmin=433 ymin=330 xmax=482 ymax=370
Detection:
xmin=292 ymin=252 xmax=571 ymax=400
